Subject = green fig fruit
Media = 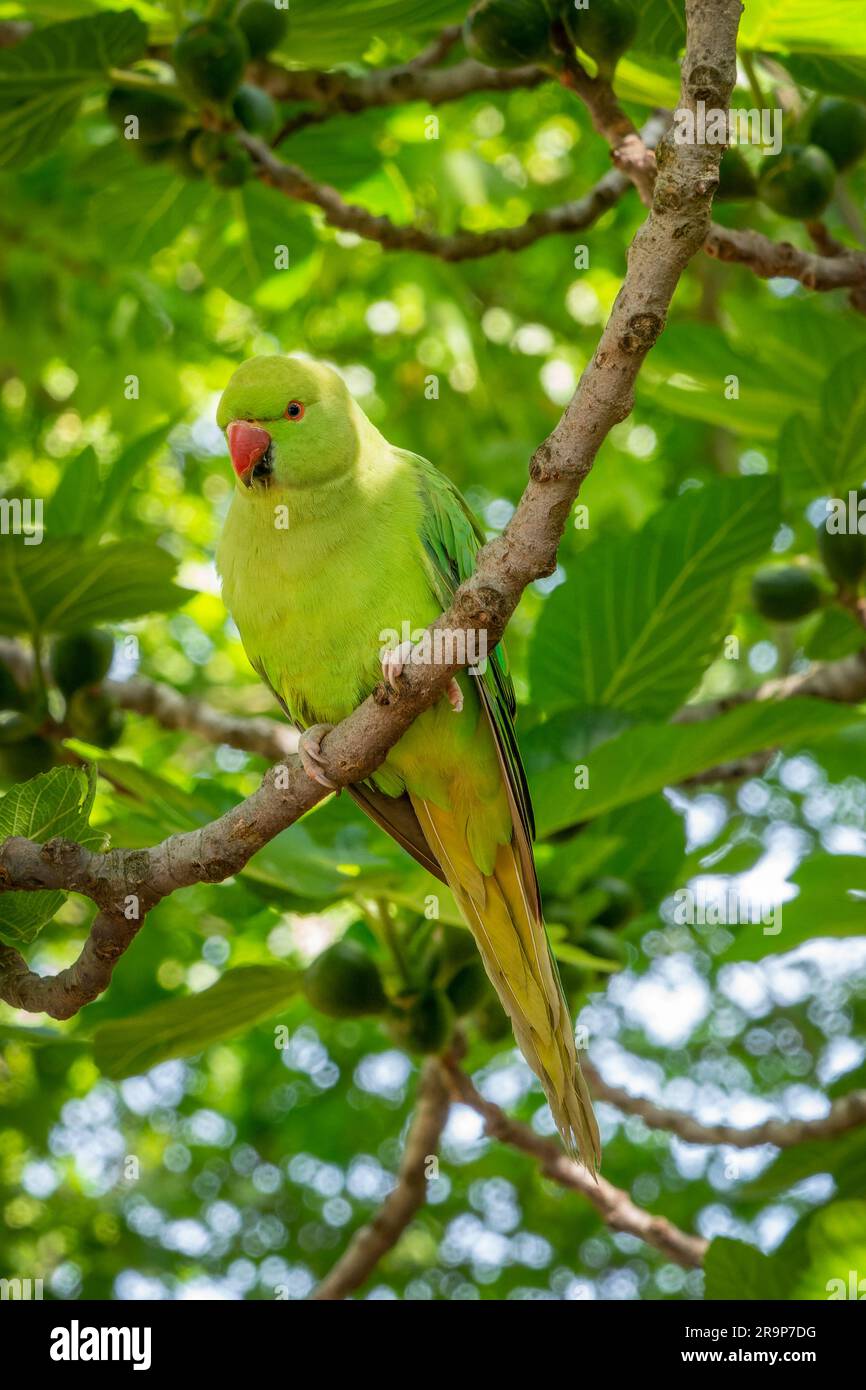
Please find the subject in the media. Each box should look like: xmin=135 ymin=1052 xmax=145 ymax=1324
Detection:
xmin=190 ymin=130 xmax=230 ymax=170
xmin=50 ymin=630 xmax=114 ymax=699
xmin=758 ymin=143 xmax=836 ymax=219
xmin=389 ymin=989 xmax=455 ymax=1054
xmin=169 ymin=130 xmax=206 ymax=178
xmin=464 ymin=0 xmax=556 ymax=70
xmin=210 ymin=148 xmax=254 ymax=187
xmin=445 ymin=961 xmax=489 ymax=1016
xmin=106 ymin=85 xmax=190 ymax=144
xmin=303 ymin=940 xmax=387 ymax=1019
xmin=561 ymin=0 xmax=637 ymax=75
xmin=751 ymin=565 xmax=823 ymax=623
xmin=818 ymin=499 xmax=866 ymax=588
xmin=716 ymin=146 xmax=758 ymax=200
xmin=236 ymin=1 xmax=288 ymax=60
xmin=173 ymin=21 xmax=249 ymax=104
xmin=232 ymin=83 xmax=277 ymax=137
xmin=809 ymin=97 xmax=866 ymax=173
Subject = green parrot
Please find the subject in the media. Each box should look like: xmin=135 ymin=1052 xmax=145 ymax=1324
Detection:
xmin=216 ymin=354 xmax=600 ymax=1167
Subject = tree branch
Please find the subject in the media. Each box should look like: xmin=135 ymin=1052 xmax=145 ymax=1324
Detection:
xmin=705 ymin=223 xmax=866 ymax=296
xmin=251 ymin=51 xmax=546 ymax=121
xmin=107 ymin=676 xmax=299 ymax=760
xmin=445 ymin=1062 xmax=707 ymax=1268
xmin=0 ymin=0 xmax=744 ymax=1020
xmin=676 ymin=649 xmax=866 ymax=723
xmin=251 ymin=34 xmax=866 ymax=309
xmin=0 ymin=638 xmax=297 ymax=762
xmin=551 ymin=24 xmax=657 ymax=205
xmin=312 ymin=1059 xmax=450 ymax=1300
xmin=583 ymin=1061 xmax=866 ymax=1149
xmin=243 ymin=132 xmax=641 ymax=260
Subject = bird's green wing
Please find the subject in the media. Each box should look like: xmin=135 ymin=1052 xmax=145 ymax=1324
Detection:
xmin=405 ymin=449 xmax=538 ymax=882
xmin=251 ymin=641 xmax=448 ymax=885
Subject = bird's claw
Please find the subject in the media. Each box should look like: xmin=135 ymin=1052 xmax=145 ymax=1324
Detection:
xmin=298 ymin=723 xmax=338 ymax=790
xmin=380 ymin=639 xmax=414 ymax=690
xmin=379 ymin=641 xmax=462 ymax=712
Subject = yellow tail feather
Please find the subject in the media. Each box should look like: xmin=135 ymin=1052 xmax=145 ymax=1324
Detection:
xmin=413 ymin=797 xmax=601 ymax=1170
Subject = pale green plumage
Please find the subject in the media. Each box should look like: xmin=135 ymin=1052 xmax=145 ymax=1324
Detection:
xmin=216 ymin=354 xmax=600 ymax=1167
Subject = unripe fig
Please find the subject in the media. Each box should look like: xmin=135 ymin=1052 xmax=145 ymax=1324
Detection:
xmin=751 ymin=566 xmax=822 ymax=622
xmin=303 ymin=940 xmax=387 ymax=1019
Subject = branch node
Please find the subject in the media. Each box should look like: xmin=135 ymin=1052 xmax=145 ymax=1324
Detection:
xmin=620 ymin=312 xmax=665 ymax=354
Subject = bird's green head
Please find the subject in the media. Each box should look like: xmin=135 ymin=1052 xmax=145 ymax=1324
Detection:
xmin=216 ymin=355 xmax=360 ymax=493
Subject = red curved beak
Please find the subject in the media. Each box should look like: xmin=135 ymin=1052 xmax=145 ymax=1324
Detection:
xmin=227 ymin=421 xmax=271 ymax=481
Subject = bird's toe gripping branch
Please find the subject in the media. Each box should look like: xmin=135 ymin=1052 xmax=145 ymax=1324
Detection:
xmin=298 ymin=723 xmax=338 ymax=790
xmin=380 ymin=639 xmax=415 ymax=689
xmin=380 ymin=639 xmax=463 ymax=712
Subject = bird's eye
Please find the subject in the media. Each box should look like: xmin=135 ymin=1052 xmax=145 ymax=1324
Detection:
xmin=285 ymin=401 xmax=305 ymax=420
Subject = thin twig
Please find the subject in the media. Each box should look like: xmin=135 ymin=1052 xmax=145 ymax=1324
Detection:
xmin=583 ymin=1061 xmax=866 ymax=1149
xmin=251 ymin=52 xmax=547 ymax=121
xmin=245 ymin=132 xmax=639 ymax=260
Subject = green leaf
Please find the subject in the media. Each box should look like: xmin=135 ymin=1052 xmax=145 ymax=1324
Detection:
xmin=0 ymin=539 xmax=187 ymax=636
xmin=783 ymin=52 xmax=866 ymax=99
xmin=792 ymin=1201 xmax=866 ymax=1300
xmin=804 ymin=606 xmax=864 ymax=661
xmin=639 ymin=324 xmax=821 ymax=439
xmin=197 ymin=182 xmax=317 ymax=302
xmin=45 ymin=446 xmax=100 ymax=539
xmin=92 ymin=964 xmax=302 ymax=1078
xmin=97 ymin=421 xmax=177 ymax=533
xmin=532 ymin=699 xmax=861 ymax=834
xmin=612 ymin=54 xmax=681 ymax=108
xmin=0 ymin=1023 xmax=87 ymax=1049
xmin=633 ymin=0 xmax=686 ymax=59
xmin=89 ymin=164 xmax=206 ymax=262
xmin=549 ymin=939 xmax=622 ymax=973
xmin=742 ymin=1129 xmax=866 ymax=1202
xmin=0 ymin=10 xmax=147 ymax=170
xmin=270 ymin=0 xmax=466 ymax=65
xmin=704 ymin=1237 xmax=795 ymax=1300
xmin=774 ymin=345 xmax=866 ymax=502
xmin=741 ymin=0 xmax=866 ymax=56
xmin=278 ymin=113 xmax=386 ymax=189
xmin=530 ymin=477 xmax=779 ymax=719
xmin=720 ymin=853 xmax=866 ymax=963
xmin=0 ymin=765 xmax=102 ymax=947
xmin=820 ymin=346 xmax=866 ymax=490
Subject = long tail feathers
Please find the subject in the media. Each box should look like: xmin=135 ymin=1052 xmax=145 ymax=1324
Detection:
xmin=413 ymin=797 xmax=601 ymax=1170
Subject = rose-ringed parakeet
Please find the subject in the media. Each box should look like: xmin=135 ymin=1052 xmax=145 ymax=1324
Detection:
xmin=216 ymin=355 xmax=600 ymax=1167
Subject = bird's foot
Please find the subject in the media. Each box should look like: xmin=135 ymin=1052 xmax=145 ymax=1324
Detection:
xmin=445 ymin=677 xmax=464 ymax=714
xmin=380 ymin=639 xmax=415 ymax=689
xmin=380 ymin=641 xmax=463 ymax=713
xmin=298 ymin=723 xmax=338 ymax=790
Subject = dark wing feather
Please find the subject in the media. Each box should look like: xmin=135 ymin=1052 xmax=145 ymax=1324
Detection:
xmin=347 ymin=785 xmax=447 ymax=884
